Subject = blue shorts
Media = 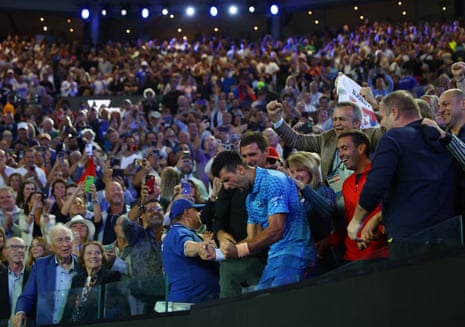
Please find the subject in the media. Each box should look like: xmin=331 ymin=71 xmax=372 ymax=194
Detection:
xmin=258 ymin=255 xmax=307 ymax=289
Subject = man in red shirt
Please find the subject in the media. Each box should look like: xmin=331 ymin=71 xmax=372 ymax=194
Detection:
xmin=335 ymin=130 xmax=389 ymax=261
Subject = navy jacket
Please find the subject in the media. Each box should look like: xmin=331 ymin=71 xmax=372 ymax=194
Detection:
xmin=14 ymin=254 xmax=82 ymax=326
xmin=0 ymin=266 xmax=31 ymax=320
xmin=359 ymin=120 xmax=458 ymax=238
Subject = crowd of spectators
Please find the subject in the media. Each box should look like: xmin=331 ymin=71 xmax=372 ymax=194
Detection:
xmin=0 ymin=16 xmax=464 ymax=326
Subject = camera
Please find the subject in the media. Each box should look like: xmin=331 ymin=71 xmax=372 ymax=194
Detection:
xmin=56 ymin=142 xmax=63 ymax=153
xmin=181 ymin=180 xmax=191 ymax=195
xmin=181 ymin=151 xmax=191 ymax=160
xmin=145 ymin=175 xmax=156 ymax=194
xmin=298 ymin=122 xmax=313 ymax=134
xmin=224 ymin=139 xmax=233 ymax=151
xmin=85 ymin=176 xmax=94 ymax=193
xmin=110 ymin=158 xmax=121 ymax=167
xmin=112 ymin=169 xmax=125 ymax=179
xmin=85 ymin=143 xmax=93 ymax=156
xmin=57 ymin=151 xmax=65 ymax=160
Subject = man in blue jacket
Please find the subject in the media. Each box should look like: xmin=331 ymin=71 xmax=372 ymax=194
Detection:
xmin=348 ymin=90 xmax=458 ymax=259
xmin=13 ymin=224 xmax=82 ymax=326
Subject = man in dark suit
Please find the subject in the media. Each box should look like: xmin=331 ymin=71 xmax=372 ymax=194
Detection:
xmin=0 ymin=237 xmax=30 ymax=327
xmin=12 ymin=224 xmax=83 ymax=327
xmin=348 ymin=90 xmax=459 ymax=259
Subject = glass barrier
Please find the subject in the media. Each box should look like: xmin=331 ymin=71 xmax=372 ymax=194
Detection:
xmin=36 ymin=277 xmax=177 ymax=325
xmin=30 ymin=216 xmax=464 ymax=326
xmin=103 ymin=275 xmax=219 ymax=315
xmin=37 ymin=285 xmax=103 ymax=325
xmin=103 ymin=275 xmax=166 ymax=317
xmin=317 ymin=215 xmax=464 ymax=282
xmin=389 ymin=215 xmax=463 ymax=260
xmin=36 ymin=275 xmax=220 ymax=325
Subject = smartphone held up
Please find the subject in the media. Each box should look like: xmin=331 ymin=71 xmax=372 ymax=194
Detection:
xmin=85 ymin=176 xmax=94 ymax=193
xmin=145 ymin=175 xmax=156 ymax=194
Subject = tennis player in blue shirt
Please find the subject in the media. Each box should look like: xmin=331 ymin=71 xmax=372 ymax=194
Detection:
xmin=210 ymin=151 xmax=316 ymax=289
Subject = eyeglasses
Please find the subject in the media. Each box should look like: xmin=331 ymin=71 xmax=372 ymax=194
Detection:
xmin=6 ymin=244 xmax=28 ymax=250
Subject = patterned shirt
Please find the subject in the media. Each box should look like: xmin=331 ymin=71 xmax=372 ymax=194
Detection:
xmin=123 ymin=222 xmax=163 ymax=278
xmin=247 ymin=167 xmax=314 ymax=262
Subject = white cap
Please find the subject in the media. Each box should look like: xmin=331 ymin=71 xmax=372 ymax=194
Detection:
xmin=66 ymin=215 xmax=96 ymax=240
xmin=17 ymin=122 xmax=28 ymax=130
xmin=149 ymin=111 xmax=161 ymax=119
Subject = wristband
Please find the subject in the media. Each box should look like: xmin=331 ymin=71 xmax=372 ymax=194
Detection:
xmin=215 ymin=248 xmax=225 ymax=261
xmin=236 ymin=243 xmax=250 ymax=258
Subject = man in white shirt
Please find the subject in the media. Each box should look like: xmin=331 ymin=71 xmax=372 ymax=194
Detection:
xmin=16 ymin=148 xmax=46 ymax=191
xmin=0 ymin=150 xmax=16 ymax=187
xmin=301 ymin=92 xmax=318 ymax=113
xmin=60 ymin=74 xmax=78 ymax=97
xmin=309 ymin=81 xmax=323 ymax=108
xmin=0 ymin=187 xmax=23 ymax=239
xmin=0 ymin=237 xmax=30 ymax=327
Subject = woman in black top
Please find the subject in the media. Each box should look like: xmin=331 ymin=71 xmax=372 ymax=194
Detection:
xmin=62 ymin=241 xmax=121 ymax=323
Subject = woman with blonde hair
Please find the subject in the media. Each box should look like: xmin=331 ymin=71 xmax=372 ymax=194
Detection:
xmin=26 ymin=236 xmax=50 ymax=267
xmin=159 ymin=166 xmax=181 ymax=210
xmin=285 ymin=151 xmax=337 ymax=274
xmin=281 ymin=74 xmax=300 ymax=98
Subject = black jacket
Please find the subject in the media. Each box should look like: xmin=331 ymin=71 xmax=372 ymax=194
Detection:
xmin=61 ymin=268 xmax=121 ymax=323
xmin=0 ymin=266 xmax=31 ymax=319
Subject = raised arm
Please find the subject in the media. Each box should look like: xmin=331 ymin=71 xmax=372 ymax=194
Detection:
xmin=266 ymin=100 xmax=322 ymax=152
xmin=422 ymin=117 xmax=465 ymax=170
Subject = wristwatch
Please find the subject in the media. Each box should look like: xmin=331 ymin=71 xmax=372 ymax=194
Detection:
xmin=454 ymin=75 xmax=465 ymax=83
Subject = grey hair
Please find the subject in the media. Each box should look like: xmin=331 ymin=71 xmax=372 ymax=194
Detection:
xmin=49 ymin=223 xmax=74 ymax=243
xmin=81 ymin=128 xmax=96 ymax=141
